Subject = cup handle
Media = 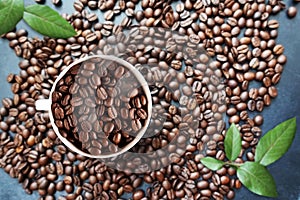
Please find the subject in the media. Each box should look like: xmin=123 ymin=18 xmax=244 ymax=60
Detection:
xmin=35 ymin=99 xmax=51 ymax=111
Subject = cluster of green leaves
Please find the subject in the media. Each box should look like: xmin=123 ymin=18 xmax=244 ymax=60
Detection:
xmin=201 ymin=117 xmax=297 ymax=197
xmin=0 ymin=0 xmax=76 ymax=38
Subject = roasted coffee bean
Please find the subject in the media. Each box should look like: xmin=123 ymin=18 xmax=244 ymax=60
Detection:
xmin=268 ymin=86 xmax=278 ymax=98
xmin=132 ymin=189 xmax=145 ymax=200
xmin=132 ymin=119 xmax=142 ymax=131
xmin=97 ymin=87 xmax=108 ymax=100
xmin=287 ymin=6 xmax=297 ymax=18
xmin=137 ymin=109 xmax=147 ymax=119
xmin=103 ymin=122 xmax=114 ymax=133
xmin=256 ymin=100 xmax=264 ymax=112
xmin=273 ymin=44 xmax=284 ymax=56
xmin=2 ymin=98 xmax=13 ymax=109
xmin=107 ymin=106 xmax=118 ymax=119
xmin=52 ymin=0 xmax=61 ymax=6
xmin=70 ymin=97 xmax=83 ymax=107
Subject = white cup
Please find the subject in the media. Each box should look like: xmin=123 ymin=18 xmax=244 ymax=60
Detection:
xmin=36 ymin=55 xmax=152 ymax=159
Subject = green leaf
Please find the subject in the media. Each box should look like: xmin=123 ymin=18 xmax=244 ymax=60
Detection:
xmin=0 ymin=0 xmax=24 ymax=35
xmin=23 ymin=4 xmax=76 ymax=38
xmin=237 ymin=162 xmax=278 ymax=197
xmin=224 ymin=123 xmax=242 ymax=161
xmin=201 ymin=157 xmax=224 ymax=171
xmin=255 ymin=117 xmax=297 ymax=166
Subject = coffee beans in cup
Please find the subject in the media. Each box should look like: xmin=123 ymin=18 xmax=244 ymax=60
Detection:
xmin=51 ymin=57 xmax=149 ymax=155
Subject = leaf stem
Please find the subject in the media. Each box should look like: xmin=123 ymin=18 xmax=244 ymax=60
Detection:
xmin=225 ymin=161 xmax=243 ymax=168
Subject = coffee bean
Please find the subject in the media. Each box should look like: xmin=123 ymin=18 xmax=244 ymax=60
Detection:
xmin=97 ymin=87 xmax=108 ymax=100
xmin=128 ymin=88 xmax=139 ymax=98
xmin=53 ymin=106 xmax=64 ymax=120
xmin=132 ymin=189 xmax=145 ymax=200
xmin=132 ymin=119 xmax=142 ymax=131
xmin=52 ymin=0 xmax=61 ymax=6
xmin=108 ymin=106 xmax=118 ymax=119
xmin=287 ymin=6 xmax=297 ymax=18
xmin=70 ymin=97 xmax=83 ymax=107
xmin=134 ymin=97 xmax=142 ymax=109
xmin=268 ymin=86 xmax=278 ymax=98
xmin=137 ymin=109 xmax=147 ymax=120
xmin=2 ymin=98 xmax=13 ymax=109
xmin=114 ymin=66 xmax=125 ymax=78
xmin=273 ymin=44 xmax=284 ymax=55
xmin=81 ymin=121 xmax=92 ymax=132
xmin=103 ymin=122 xmax=114 ymax=133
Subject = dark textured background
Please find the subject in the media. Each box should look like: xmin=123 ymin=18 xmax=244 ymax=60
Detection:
xmin=0 ymin=1 xmax=300 ymax=199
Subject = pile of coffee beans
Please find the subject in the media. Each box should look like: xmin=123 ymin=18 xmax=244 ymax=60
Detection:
xmin=51 ymin=58 xmax=149 ymax=155
xmin=91 ymin=26 xmax=227 ymax=175
xmin=0 ymin=0 xmax=293 ymax=199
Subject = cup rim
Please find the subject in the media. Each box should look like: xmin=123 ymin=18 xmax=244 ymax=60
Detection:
xmin=48 ymin=54 xmax=152 ymax=159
